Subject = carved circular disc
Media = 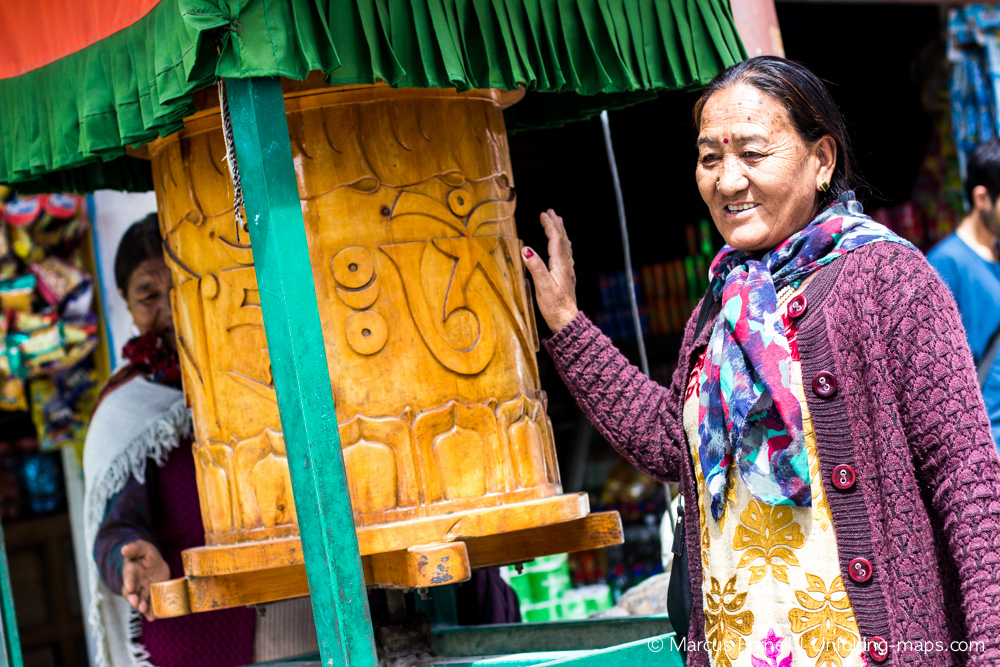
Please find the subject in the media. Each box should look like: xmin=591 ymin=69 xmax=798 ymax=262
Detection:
xmin=448 ymin=189 xmax=473 ymax=217
xmin=180 ymin=208 xmax=205 ymax=227
xmin=337 ymin=281 xmax=380 ymax=310
xmin=200 ymin=274 xmax=220 ymax=300
xmin=346 ymin=311 xmax=388 ymax=355
xmin=331 ymin=247 xmax=374 ymax=288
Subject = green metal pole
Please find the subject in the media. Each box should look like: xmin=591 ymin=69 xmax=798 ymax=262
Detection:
xmin=225 ymin=76 xmax=378 ymax=667
xmin=0 ymin=521 xmax=23 ymax=667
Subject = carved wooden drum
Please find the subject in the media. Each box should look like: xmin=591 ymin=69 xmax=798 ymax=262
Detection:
xmin=147 ymin=85 xmax=615 ymax=606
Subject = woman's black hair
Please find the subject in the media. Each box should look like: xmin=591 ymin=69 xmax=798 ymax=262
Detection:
xmin=114 ymin=213 xmax=164 ymax=294
xmin=693 ymin=56 xmax=858 ymax=207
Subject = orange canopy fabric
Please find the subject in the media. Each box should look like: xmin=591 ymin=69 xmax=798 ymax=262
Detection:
xmin=0 ymin=0 xmax=161 ymax=79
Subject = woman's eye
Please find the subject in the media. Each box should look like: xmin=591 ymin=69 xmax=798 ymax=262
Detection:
xmin=742 ymin=151 xmax=764 ymax=160
xmin=699 ymin=154 xmax=721 ymax=165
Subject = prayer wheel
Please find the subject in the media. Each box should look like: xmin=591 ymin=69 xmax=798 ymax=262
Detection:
xmin=146 ymin=83 xmax=622 ymax=613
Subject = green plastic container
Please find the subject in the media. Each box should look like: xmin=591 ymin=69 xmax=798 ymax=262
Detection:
xmin=521 ymin=601 xmax=559 ymax=623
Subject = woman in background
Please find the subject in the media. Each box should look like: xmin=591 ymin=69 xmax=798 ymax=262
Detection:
xmin=83 ymin=214 xmax=317 ymax=667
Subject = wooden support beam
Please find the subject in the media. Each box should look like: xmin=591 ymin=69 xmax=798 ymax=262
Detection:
xmin=183 ymin=493 xmax=591 ymax=578
xmin=462 ymin=512 xmax=623 ymax=570
xmin=152 ymin=513 xmax=622 ymax=618
xmin=370 ymin=543 xmax=471 ymax=589
xmin=224 ymin=76 xmax=377 ymax=667
xmin=153 ymin=542 xmax=473 ymax=618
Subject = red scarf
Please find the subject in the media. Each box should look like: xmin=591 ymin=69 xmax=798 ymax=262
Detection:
xmin=122 ymin=331 xmax=181 ymax=389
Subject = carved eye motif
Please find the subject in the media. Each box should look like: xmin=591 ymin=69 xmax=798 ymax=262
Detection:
xmin=448 ymin=189 xmax=472 ymax=217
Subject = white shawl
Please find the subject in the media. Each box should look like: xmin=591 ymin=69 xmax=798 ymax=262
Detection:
xmin=82 ymin=375 xmax=191 ymax=667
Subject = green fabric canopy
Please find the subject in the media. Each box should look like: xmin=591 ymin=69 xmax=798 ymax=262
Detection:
xmin=0 ymin=0 xmax=745 ymax=192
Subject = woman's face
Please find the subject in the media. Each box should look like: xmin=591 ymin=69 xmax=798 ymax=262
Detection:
xmin=122 ymin=258 xmax=175 ymax=350
xmin=695 ymin=83 xmax=836 ymax=253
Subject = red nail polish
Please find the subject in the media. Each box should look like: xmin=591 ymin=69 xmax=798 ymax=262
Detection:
xmin=524 ymin=248 xmax=534 ymax=259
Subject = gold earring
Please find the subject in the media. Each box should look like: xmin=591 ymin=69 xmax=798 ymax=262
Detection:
xmin=818 ymin=181 xmax=830 ymax=193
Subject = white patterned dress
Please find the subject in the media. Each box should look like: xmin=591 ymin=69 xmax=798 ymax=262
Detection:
xmin=682 ymin=281 xmax=868 ymax=667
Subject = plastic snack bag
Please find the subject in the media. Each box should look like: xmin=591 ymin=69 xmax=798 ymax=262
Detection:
xmin=30 ymin=257 xmax=88 ymax=307
xmin=0 ymin=274 xmax=36 ymax=313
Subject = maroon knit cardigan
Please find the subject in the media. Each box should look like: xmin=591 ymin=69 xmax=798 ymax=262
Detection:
xmin=544 ymin=243 xmax=1000 ymax=666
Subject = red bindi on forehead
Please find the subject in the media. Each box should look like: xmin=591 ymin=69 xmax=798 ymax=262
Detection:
xmin=723 ymin=138 xmax=729 ymax=144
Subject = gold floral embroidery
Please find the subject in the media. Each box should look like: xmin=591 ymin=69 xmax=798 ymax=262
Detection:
xmin=702 ymin=514 xmax=711 ymax=569
xmin=788 ymin=573 xmax=860 ymax=667
xmin=803 ymin=413 xmax=832 ymax=532
xmin=691 ymin=440 xmax=713 ymax=569
xmin=733 ymin=500 xmax=805 ymax=584
xmin=716 ymin=469 xmax=740 ymax=531
xmin=704 ymin=575 xmax=754 ymax=667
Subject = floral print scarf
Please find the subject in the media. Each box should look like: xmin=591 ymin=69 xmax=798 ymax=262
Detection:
xmin=697 ymin=192 xmax=914 ymax=520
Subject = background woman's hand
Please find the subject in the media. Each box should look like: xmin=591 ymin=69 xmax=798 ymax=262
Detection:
xmin=522 ymin=209 xmax=579 ymax=333
xmin=120 ymin=540 xmax=170 ymax=621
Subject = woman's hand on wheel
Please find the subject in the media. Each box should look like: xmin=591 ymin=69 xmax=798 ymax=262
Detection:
xmin=121 ymin=540 xmax=170 ymax=621
xmin=522 ymin=209 xmax=579 ymax=333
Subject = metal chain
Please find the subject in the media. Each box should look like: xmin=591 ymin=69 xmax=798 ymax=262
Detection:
xmin=217 ymin=78 xmax=248 ymax=238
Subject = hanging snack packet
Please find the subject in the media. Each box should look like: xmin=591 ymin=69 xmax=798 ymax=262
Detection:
xmin=0 ymin=221 xmax=15 ymax=281
xmin=0 ymin=347 xmax=27 ymax=411
xmin=57 ymin=362 xmax=97 ymax=405
xmin=30 ymin=257 xmax=88 ymax=308
xmin=35 ymin=194 xmax=84 ymax=251
xmin=55 ymin=338 xmax=97 ymax=372
xmin=62 ymin=282 xmax=93 ymax=320
xmin=0 ymin=376 xmax=27 ymax=412
xmin=2 ymin=196 xmax=43 ymax=227
xmin=31 ymin=377 xmax=74 ymax=432
xmin=13 ymin=323 xmax=66 ymax=368
xmin=0 ymin=346 xmax=26 ymax=379
xmin=62 ymin=320 xmax=97 ymax=345
xmin=42 ymin=194 xmax=80 ymax=220
xmin=10 ymin=310 xmax=58 ymax=333
xmin=0 ymin=274 xmax=36 ymax=313
xmin=9 ymin=225 xmax=41 ymax=264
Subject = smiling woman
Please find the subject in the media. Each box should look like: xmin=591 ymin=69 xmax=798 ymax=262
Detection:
xmin=694 ymin=85 xmax=836 ymax=253
xmin=691 ymin=59 xmax=850 ymax=254
xmin=522 ymin=56 xmax=1000 ymax=667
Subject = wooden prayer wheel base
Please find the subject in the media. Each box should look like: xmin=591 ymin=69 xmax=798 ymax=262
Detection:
xmin=150 ymin=499 xmax=624 ymax=618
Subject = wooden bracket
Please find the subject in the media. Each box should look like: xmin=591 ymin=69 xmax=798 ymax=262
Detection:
xmin=183 ymin=492 xmax=591 ymax=577
xmin=463 ymin=511 xmax=623 ymax=569
xmin=150 ymin=578 xmax=191 ymax=618
xmin=152 ymin=541 xmax=473 ymax=619
xmin=369 ymin=542 xmax=471 ymax=589
xmin=151 ymin=512 xmax=623 ymax=618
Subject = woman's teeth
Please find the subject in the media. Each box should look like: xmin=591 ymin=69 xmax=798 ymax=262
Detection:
xmin=726 ymin=203 xmax=757 ymax=212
